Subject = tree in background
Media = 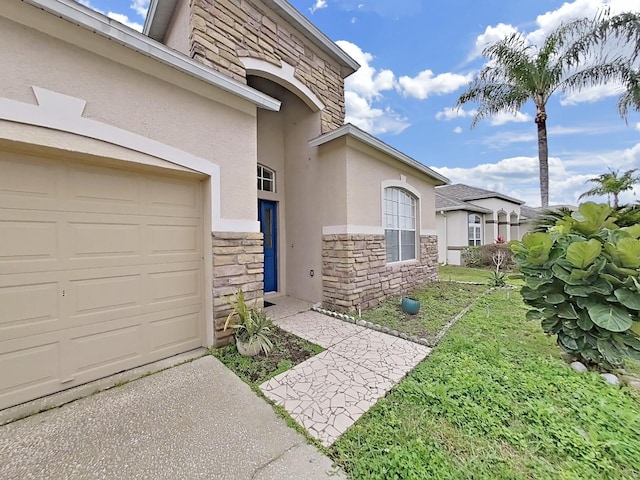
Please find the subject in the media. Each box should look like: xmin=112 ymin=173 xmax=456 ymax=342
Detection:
xmin=457 ymin=11 xmax=640 ymax=209
xmin=579 ymin=168 xmax=640 ymax=208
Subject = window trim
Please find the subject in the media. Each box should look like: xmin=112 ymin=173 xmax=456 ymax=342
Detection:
xmin=384 ymin=186 xmax=418 ymax=263
xmin=468 ymin=213 xmax=482 ymax=246
xmin=257 ymin=164 xmax=276 ymax=193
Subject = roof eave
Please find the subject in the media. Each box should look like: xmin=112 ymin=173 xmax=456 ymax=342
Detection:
xmin=310 ymin=124 xmax=450 ymax=186
xmin=144 ymin=0 xmax=360 ymax=78
xmin=23 ymin=0 xmax=280 ymax=112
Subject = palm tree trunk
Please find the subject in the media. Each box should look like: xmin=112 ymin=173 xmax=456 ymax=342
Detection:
xmin=536 ymin=110 xmax=549 ymax=208
xmin=613 ymin=193 xmax=619 ymax=208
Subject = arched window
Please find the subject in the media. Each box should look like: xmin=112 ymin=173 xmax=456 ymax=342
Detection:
xmin=257 ymin=164 xmax=275 ymax=192
xmin=468 ymin=214 xmax=482 ymax=246
xmin=384 ymin=187 xmax=417 ymax=262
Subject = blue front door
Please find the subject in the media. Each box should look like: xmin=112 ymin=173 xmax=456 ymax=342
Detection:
xmin=259 ymin=200 xmax=278 ymax=292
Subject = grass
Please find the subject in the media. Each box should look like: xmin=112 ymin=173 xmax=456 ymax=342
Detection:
xmin=440 ymin=264 xmax=524 ymax=286
xmin=360 ymin=282 xmax=487 ymax=344
xmin=210 ymin=324 xmax=323 ymax=386
xmin=331 ymin=289 xmax=640 ymax=480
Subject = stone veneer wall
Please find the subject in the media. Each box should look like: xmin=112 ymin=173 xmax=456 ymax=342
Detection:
xmin=212 ymin=232 xmax=264 ymax=346
xmin=190 ymin=0 xmax=346 ymax=132
xmin=322 ymin=234 xmax=438 ymax=311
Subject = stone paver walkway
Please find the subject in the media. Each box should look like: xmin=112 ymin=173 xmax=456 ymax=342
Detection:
xmin=261 ymin=306 xmax=431 ymax=446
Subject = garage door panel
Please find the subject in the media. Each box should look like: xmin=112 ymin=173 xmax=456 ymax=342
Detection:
xmin=68 ymin=324 xmax=143 ymax=382
xmin=69 ymin=221 xmax=141 ymax=258
xmin=0 ymin=155 xmax=57 ymax=199
xmin=69 ymin=273 xmax=143 ymax=322
xmin=0 ymin=219 xmax=59 ymax=262
xmin=0 ymin=335 xmax=61 ymax=409
xmin=147 ymin=177 xmax=201 ymax=215
xmin=0 ymin=151 xmax=205 ymax=410
xmin=149 ymin=267 xmax=201 ymax=305
xmin=147 ymin=309 xmax=201 ymax=356
xmin=148 ymin=223 xmax=200 ymax=257
xmin=0 ymin=280 xmax=61 ymax=340
xmin=69 ymin=165 xmax=138 ymax=205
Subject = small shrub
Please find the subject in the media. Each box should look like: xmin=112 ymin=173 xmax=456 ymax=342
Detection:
xmin=511 ymin=202 xmax=640 ymax=370
xmin=462 ymin=244 xmax=513 ymax=269
xmin=489 ymin=271 xmax=507 ymax=287
xmin=461 ymin=246 xmax=483 ymax=267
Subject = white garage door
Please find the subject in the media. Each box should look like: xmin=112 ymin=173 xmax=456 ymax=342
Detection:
xmin=0 ymin=151 xmax=204 ymax=410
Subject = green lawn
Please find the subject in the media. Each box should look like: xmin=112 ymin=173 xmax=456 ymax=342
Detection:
xmin=331 ymin=289 xmax=640 ymax=479
xmin=360 ymin=282 xmax=486 ymax=345
xmin=439 ymin=264 xmax=524 ymax=286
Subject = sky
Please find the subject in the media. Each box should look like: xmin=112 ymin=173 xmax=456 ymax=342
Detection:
xmin=81 ymin=0 xmax=640 ymax=207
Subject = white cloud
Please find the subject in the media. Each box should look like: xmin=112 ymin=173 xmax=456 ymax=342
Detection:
xmin=435 ymin=106 xmax=477 ymax=121
xmin=560 ymin=83 xmax=625 ymax=105
xmin=528 ymin=0 xmax=640 ymax=45
xmin=106 ymin=12 xmax=143 ymax=31
xmin=469 ymin=23 xmax=518 ymax=60
xmin=344 ymin=91 xmax=410 ymax=135
xmin=432 ymin=141 xmax=640 ymax=207
xmin=398 ymin=70 xmax=473 ymax=100
xmin=75 ymin=0 xmax=144 ymax=31
xmin=337 ymin=41 xmax=396 ymax=99
xmin=336 ymin=41 xmax=409 ymax=135
xmin=481 ymin=131 xmax=537 ymax=148
xmin=481 ymin=123 xmax=622 ymax=148
xmin=453 ymin=126 xmax=463 ymax=134
xmin=130 ymin=0 xmax=149 ymax=18
xmin=635 ymin=122 xmax=640 ymax=132
xmin=310 ymin=0 xmax=328 ymax=14
xmin=489 ymin=111 xmax=532 ymax=126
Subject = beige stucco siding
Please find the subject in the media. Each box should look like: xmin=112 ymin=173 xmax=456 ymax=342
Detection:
xmin=282 ymin=91 xmax=323 ymax=302
xmin=343 ymin=140 xmax=437 ymax=231
xmin=436 ymin=214 xmax=447 ymax=263
xmin=470 ymin=198 xmax=521 ymax=219
xmin=318 ymin=139 xmax=348 ymax=227
xmin=451 ymin=210 xmax=469 ymax=264
xmin=0 ymin=10 xmax=257 ymax=223
xmin=164 ymin=0 xmax=191 ymax=55
xmin=251 ymin=78 xmax=325 ymax=302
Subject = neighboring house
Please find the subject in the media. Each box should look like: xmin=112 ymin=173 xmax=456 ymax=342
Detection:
xmin=435 ymin=184 xmax=524 ymax=265
xmin=519 ymin=204 xmax=576 ymax=236
xmin=0 ymin=0 xmax=447 ymax=410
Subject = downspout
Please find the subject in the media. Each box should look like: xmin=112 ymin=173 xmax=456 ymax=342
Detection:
xmin=440 ymin=211 xmax=447 ymax=265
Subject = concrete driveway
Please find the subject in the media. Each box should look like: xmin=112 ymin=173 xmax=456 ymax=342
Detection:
xmin=0 ymin=356 xmax=345 ymax=480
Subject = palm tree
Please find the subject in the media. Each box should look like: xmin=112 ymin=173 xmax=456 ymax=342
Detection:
xmin=457 ymin=12 xmax=640 ymax=208
xmin=578 ymin=168 xmax=640 ymax=207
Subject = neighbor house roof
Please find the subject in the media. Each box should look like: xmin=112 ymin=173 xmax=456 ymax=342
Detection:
xmin=436 ymin=184 xmax=525 ymax=205
xmin=435 ymin=192 xmax=492 ymax=214
xmin=520 ymin=205 xmax=540 ymax=221
xmin=309 ymin=124 xmax=450 ymax=186
xmin=144 ymin=0 xmax=360 ymax=77
xmin=23 ymin=0 xmax=281 ymax=111
xmin=520 ymin=204 xmax=576 ymax=221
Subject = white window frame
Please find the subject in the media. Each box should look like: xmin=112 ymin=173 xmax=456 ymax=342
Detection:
xmin=257 ymin=164 xmax=275 ymax=192
xmin=384 ymin=187 xmax=417 ymax=263
xmin=468 ymin=214 xmax=482 ymax=246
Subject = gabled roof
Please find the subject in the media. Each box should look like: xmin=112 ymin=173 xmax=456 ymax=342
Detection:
xmin=309 ymin=124 xmax=450 ymax=186
xmin=144 ymin=0 xmax=359 ymax=77
xmin=436 ymin=184 xmax=524 ymax=205
xmin=435 ymin=192 xmax=492 ymax=214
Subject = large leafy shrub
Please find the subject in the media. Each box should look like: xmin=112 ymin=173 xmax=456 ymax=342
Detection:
xmin=511 ymin=202 xmax=640 ymax=369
